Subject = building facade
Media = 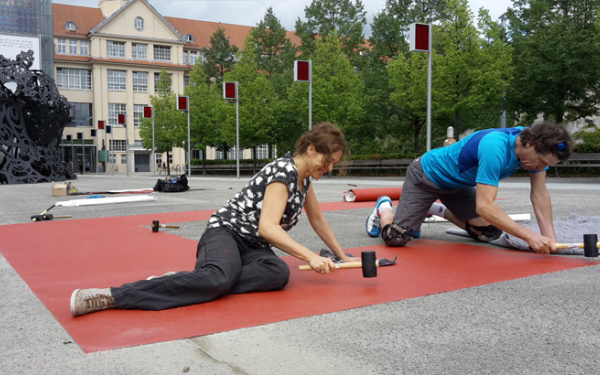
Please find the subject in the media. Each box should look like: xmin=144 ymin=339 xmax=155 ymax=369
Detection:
xmin=52 ymin=0 xmax=297 ymax=174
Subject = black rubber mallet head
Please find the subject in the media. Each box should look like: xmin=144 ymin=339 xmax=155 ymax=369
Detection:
xmin=583 ymin=233 xmax=599 ymax=257
xmin=152 ymin=220 xmax=180 ymax=232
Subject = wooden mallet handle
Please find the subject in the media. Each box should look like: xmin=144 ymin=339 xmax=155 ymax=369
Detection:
xmin=555 ymin=242 xmax=600 ymax=249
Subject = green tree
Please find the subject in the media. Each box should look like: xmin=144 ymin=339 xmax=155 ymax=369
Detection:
xmin=202 ymin=27 xmax=239 ymax=83
xmin=506 ymin=0 xmax=600 ymax=123
xmin=184 ymin=62 xmax=224 ymax=170
xmin=388 ymin=52 xmax=429 ymax=153
xmin=139 ymin=69 xmax=186 ymax=174
xmin=286 ymin=34 xmax=365 ymax=152
xmin=295 ymin=0 xmax=367 ymax=61
xmin=434 ymin=0 xmax=512 ymax=138
xmin=222 ymin=33 xmax=277 ymax=167
xmin=253 ymin=7 xmax=297 ymax=78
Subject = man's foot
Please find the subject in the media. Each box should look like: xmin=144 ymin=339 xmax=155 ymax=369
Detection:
xmin=366 ymin=195 xmax=392 ymax=237
xmin=70 ymin=288 xmax=115 ymax=317
xmin=146 ymin=271 xmax=176 ymax=280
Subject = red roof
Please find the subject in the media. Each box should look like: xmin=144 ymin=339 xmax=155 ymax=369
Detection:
xmin=52 ymin=3 xmax=301 ymax=50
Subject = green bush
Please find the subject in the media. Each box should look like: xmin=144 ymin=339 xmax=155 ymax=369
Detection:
xmin=574 ymin=128 xmax=600 ymax=153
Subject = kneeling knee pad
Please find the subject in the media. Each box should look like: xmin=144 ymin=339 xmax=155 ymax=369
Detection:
xmin=465 ymin=223 xmax=502 ymax=242
xmin=382 ymin=223 xmax=413 ymax=247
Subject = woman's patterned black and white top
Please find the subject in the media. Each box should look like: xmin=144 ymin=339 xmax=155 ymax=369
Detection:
xmin=207 ymin=152 xmax=311 ymax=248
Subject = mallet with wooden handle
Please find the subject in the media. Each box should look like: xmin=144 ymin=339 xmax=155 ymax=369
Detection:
xmin=299 ymin=251 xmax=396 ymax=278
xmin=556 ymin=233 xmax=599 ymax=257
xmin=152 ymin=220 xmax=180 ymax=232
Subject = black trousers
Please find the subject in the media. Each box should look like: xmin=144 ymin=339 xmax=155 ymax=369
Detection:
xmin=111 ymin=227 xmax=290 ymax=310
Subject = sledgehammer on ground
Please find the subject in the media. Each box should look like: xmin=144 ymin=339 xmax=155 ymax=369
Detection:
xmin=298 ymin=251 xmax=396 ymax=278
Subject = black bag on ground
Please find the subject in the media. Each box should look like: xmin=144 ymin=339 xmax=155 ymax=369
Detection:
xmin=153 ymin=174 xmax=189 ymax=192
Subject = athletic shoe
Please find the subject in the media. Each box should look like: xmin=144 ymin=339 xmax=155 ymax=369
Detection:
xmin=70 ymin=288 xmax=115 ymax=317
xmin=412 ymin=230 xmax=421 ymax=238
xmin=366 ymin=195 xmax=392 ymax=237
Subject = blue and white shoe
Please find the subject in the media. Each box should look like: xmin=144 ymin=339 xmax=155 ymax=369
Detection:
xmin=366 ymin=195 xmax=392 ymax=237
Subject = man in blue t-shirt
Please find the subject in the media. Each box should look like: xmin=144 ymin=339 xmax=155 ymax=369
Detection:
xmin=365 ymin=121 xmax=573 ymax=254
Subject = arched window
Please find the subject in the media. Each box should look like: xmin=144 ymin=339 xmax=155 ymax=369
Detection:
xmin=134 ymin=17 xmax=144 ymax=32
xmin=64 ymin=21 xmax=77 ymax=31
xmin=184 ymin=33 xmax=194 ymax=43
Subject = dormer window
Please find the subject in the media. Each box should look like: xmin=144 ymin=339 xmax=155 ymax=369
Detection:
xmin=65 ymin=21 xmax=77 ymax=31
xmin=134 ymin=17 xmax=144 ymax=32
xmin=184 ymin=33 xmax=194 ymax=43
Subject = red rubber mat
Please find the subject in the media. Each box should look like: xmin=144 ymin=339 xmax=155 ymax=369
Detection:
xmin=0 ymin=209 xmax=596 ymax=353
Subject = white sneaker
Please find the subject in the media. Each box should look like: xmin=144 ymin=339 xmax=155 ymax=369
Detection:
xmin=365 ymin=195 xmax=392 ymax=237
xmin=70 ymin=288 xmax=115 ymax=317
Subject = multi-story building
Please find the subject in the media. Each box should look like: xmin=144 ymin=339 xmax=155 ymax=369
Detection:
xmin=52 ymin=0 xmax=299 ymax=174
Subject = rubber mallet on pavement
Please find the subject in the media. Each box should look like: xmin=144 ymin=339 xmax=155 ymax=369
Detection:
xmin=30 ymin=214 xmax=72 ymax=221
xmin=152 ymin=220 xmax=180 ymax=232
xmin=556 ymin=233 xmax=599 ymax=257
xmin=298 ymin=251 xmax=396 ymax=278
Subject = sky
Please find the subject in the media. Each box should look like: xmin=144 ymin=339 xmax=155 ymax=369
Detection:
xmin=53 ymin=0 xmax=513 ymax=37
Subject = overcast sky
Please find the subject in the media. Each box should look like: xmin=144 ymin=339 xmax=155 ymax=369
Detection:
xmin=54 ymin=0 xmax=513 ymax=37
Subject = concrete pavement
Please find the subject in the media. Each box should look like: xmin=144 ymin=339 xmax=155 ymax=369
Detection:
xmin=1 ymin=173 xmax=600 ymax=374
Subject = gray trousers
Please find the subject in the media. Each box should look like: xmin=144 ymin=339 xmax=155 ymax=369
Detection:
xmin=394 ymin=158 xmax=479 ymax=232
xmin=111 ymin=227 xmax=290 ymax=310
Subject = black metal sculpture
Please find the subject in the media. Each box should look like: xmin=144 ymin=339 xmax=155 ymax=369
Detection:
xmin=0 ymin=50 xmax=75 ymax=184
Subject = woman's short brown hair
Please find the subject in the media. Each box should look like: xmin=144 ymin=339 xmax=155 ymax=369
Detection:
xmin=295 ymin=122 xmax=347 ymax=161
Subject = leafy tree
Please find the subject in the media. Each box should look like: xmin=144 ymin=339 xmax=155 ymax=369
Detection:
xmin=506 ymin=0 xmax=600 ymax=123
xmin=184 ymin=62 xmax=224 ymax=169
xmin=388 ymin=52 xmax=429 ymax=153
xmin=434 ymin=0 xmax=512 ymax=138
xmin=253 ymin=7 xmax=297 ymax=78
xmin=139 ymin=69 xmax=186 ymax=174
xmin=286 ymin=34 xmax=365 ymax=152
xmin=222 ymin=33 xmax=277 ymax=166
xmin=295 ymin=0 xmax=367 ymax=61
xmin=202 ymin=27 xmax=239 ymax=83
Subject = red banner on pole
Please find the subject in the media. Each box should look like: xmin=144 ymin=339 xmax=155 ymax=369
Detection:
xmin=223 ymin=82 xmax=237 ymax=99
xmin=410 ymin=23 xmax=430 ymax=52
xmin=98 ymin=120 xmax=105 ymax=130
xmin=143 ymin=106 xmax=153 ymax=118
xmin=294 ymin=60 xmax=310 ymax=82
xmin=177 ymin=96 xmax=189 ymax=111
xmin=118 ymin=114 xmax=125 ymax=125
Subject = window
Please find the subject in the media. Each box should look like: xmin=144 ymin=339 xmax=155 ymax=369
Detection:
xmin=153 ymin=45 xmax=171 ymax=61
xmin=132 ymin=43 xmax=147 ymax=59
xmin=256 ymin=144 xmax=271 ymax=159
xmin=154 ymin=72 xmax=172 ymax=93
xmin=184 ymin=51 xmax=198 ymax=65
xmin=184 ymin=33 xmax=194 ymax=42
xmin=109 ymin=103 xmax=127 ymax=126
xmin=107 ymin=70 xmax=126 ymax=91
xmin=110 ymin=140 xmax=126 ymax=152
xmin=65 ymin=21 xmax=76 ymax=31
xmin=121 ymin=154 xmax=128 ymax=164
xmin=132 ymin=71 xmax=148 ymax=92
xmin=107 ymin=41 xmax=125 ymax=58
xmin=184 ymin=76 xmax=190 ymax=87
xmin=57 ymin=68 xmax=91 ymax=90
xmin=67 ymin=103 xmax=92 ymax=127
xmin=80 ymin=41 xmax=89 ymax=56
xmin=69 ymin=40 xmax=77 ymax=54
xmin=57 ymin=39 xmax=66 ymax=54
xmin=134 ymin=17 xmax=144 ymax=31
xmin=133 ymin=104 xmax=144 ymax=127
